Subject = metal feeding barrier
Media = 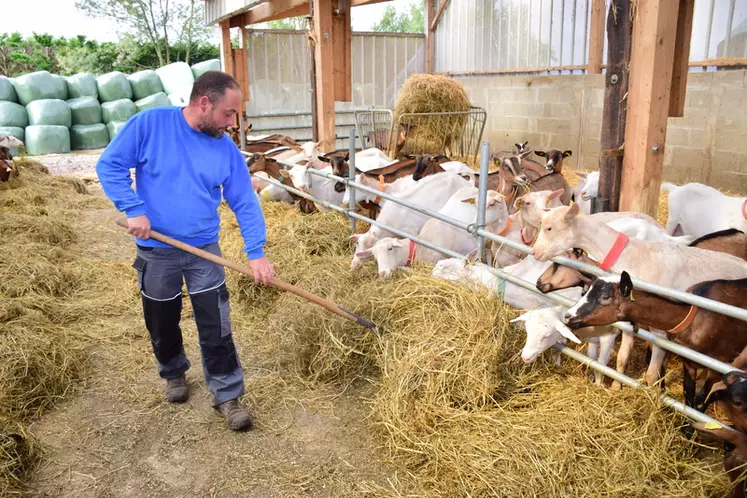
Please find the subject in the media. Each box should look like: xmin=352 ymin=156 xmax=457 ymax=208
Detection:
xmin=253 ymin=128 xmax=744 ymax=431
xmin=354 ymin=107 xmax=487 ymax=165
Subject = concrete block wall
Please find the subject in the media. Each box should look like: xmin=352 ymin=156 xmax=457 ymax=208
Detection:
xmin=454 ymin=71 xmax=747 ymax=191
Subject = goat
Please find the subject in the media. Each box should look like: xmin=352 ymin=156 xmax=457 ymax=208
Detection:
xmin=572 ymin=171 xmax=598 ymax=214
xmin=366 ymin=124 xmax=412 ymax=158
xmin=0 ymin=145 xmax=13 ymax=182
xmin=662 ymin=182 xmax=747 ymax=238
xmin=532 ymin=204 xmax=747 ymax=387
xmin=248 ymin=152 xmax=317 ymax=214
xmin=534 ymin=149 xmax=572 ymax=174
xmin=564 ymin=271 xmax=747 ymax=412
xmin=688 ymin=229 xmax=747 ymax=262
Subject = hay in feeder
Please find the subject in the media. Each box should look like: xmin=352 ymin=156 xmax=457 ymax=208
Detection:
xmin=393 ymin=74 xmax=472 ymax=157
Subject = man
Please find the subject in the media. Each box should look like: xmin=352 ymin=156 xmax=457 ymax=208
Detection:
xmin=96 ymin=71 xmax=273 ymax=431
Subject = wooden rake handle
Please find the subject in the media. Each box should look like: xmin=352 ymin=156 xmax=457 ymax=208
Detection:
xmin=115 ymin=219 xmax=377 ymax=331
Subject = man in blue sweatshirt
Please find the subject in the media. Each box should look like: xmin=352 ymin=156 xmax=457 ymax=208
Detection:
xmin=96 ymin=71 xmax=272 ymax=431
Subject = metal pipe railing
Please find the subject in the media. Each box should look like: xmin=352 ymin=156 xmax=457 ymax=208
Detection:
xmin=261 ymin=164 xmax=741 ymax=377
xmin=475 ymin=142 xmax=490 ymax=262
xmin=251 ymin=172 xmax=734 ymax=430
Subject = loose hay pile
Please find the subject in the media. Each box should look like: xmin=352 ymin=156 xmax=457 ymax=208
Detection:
xmin=217 ymin=201 xmax=733 ymax=497
xmin=393 ymin=74 xmax=472 ymax=157
xmin=0 ymin=159 xmax=136 ymax=495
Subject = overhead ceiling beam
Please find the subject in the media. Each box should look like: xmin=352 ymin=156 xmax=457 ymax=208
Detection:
xmin=430 ymin=0 xmax=450 ymax=32
xmin=239 ymin=0 xmax=310 ymax=26
xmin=351 ymin=0 xmax=391 ymax=6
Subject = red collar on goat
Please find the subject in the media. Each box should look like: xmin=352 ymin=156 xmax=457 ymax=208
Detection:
xmin=520 ymin=227 xmax=535 ymax=245
xmin=667 ymin=305 xmax=699 ymax=334
xmin=597 ymin=232 xmax=630 ymax=271
xmin=373 ymin=175 xmax=386 ymax=204
xmin=497 ymin=217 xmax=512 ymax=237
xmin=406 ymin=239 xmax=417 ymax=267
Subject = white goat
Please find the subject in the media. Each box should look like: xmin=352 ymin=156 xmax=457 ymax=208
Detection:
xmin=359 ymin=188 xmax=509 ymax=277
xmin=661 ymin=182 xmax=747 ymax=238
xmin=572 ymin=171 xmax=599 ymax=215
xmin=511 ymin=306 xmax=617 ymax=386
xmin=351 ymin=173 xmax=472 ymax=269
xmin=533 ymin=204 xmax=747 ymax=387
xmin=286 ymin=164 xmax=343 ymax=212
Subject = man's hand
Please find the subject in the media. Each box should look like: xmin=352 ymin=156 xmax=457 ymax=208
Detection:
xmin=127 ymin=214 xmax=151 ymax=239
xmin=248 ymin=256 xmax=274 ymax=284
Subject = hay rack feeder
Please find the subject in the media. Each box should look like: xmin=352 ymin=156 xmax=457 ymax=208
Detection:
xmin=355 ymin=107 xmax=487 ymax=166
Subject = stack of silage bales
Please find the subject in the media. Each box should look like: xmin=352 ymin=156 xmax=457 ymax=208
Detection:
xmin=0 ymin=75 xmax=26 ymax=155
xmin=66 ymin=73 xmax=108 ymax=151
xmin=0 ymin=58 xmax=224 ymax=155
xmin=11 ymin=71 xmax=71 ymax=154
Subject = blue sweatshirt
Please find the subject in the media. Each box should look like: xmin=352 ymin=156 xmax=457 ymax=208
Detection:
xmin=96 ymin=107 xmax=266 ymax=259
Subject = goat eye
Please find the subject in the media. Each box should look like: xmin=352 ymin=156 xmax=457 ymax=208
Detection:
xmin=546 ymin=227 xmax=552 ymax=232
xmin=388 ymin=247 xmax=393 ymax=251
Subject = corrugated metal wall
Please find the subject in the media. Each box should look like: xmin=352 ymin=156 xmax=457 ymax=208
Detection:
xmin=244 ymin=30 xmax=424 ymax=147
xmin=204 ymin=0 xmax=259 ymax=25
xmin=434 ymin=0 xmax=747 ymax=74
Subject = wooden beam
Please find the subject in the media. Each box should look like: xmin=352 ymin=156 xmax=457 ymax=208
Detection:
xmin=220 ymin=20 xmax=234 ymax=75
xmin=332 ymin=0 xmax=352 ymax=101
xmin=594 ymin=0 xmax=633 ymax=214
xmin=430 ymin=0 xmax=450 ymax=33
xmin=620 ymin=0 xmax=680 ymax=216
xmin=351 ymin=0 xmax=391 ymax=6
xmin=587 ymin=0 xmax=605 ymax=74
xmin=669 ymin=0 xmax=695 ymax=117
xmin=234 ymin=27 xmax=250 ymax=117
xmin=244 ymin=0 xmax=310 ymax=25
xmin=424 ymin=0 xmax=435 ymax=72
xmin=312 ymin=0 xmax=336 ymax=152
xmin=442 ymin=64 xmax=588 ymax=77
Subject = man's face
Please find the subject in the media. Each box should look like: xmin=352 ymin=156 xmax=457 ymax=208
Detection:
xmin=197 ymin=87 xmax=242 ymax=138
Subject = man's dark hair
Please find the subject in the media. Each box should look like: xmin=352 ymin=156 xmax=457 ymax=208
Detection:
xmin=190 ymin=70 xmax=240 ymax=104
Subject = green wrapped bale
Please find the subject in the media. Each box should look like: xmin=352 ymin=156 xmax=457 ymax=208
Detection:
xmin=101 ymin=99 xmax=136 ymax=124
xmin=0 ymin=126 xmax=25 ymax=155
xmin=0 ymin=101 xmax=29 ymax=127
xmin=71 ymin=123 xmax=109 ymax=150
xmin=0 ymin=75 xmax=17 ymax=102
xmin=135 ymin=92 xmax=171 ymax=112
xmin=25 ymin=125 xmax=71 ymax=155
xmin=128 ymin=70 xmax=163 ymax=100
xmin=191 ymin=59 xmax=221 ymax=78
xmin=66 ymin=73 xmax=98 ymax=99
xmin=156 ymin=62 xmax=195 ymax=95
xmin=51 ymin=74 xmax=69 ymax=100
xmin=11 ymin=71 xmax=67 ymax=105
xmin=67 ymin=96 xmax=102 ymax=125
xmin=96 ymin=71 xmax=133 ymax=102
xmin=106 ymin=121 xmax=127 ymax=141
xmin=26 ymin=99 xmax=72 ymax=127
xmin=168 ymin=89 xmax=191 ymax=107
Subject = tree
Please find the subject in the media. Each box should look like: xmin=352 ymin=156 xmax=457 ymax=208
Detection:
xmin=264 ymin=17 xmax=308 ymax=30
xmin=372 ymin=0 xmax=424 ymax=33
xmin=75 ymin=0 xmax=212 ymax=66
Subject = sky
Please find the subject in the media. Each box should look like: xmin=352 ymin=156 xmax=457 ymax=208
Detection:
xmin=3 ymin=0 xmax=414 ymax=43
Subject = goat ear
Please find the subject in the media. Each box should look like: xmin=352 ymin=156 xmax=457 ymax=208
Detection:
xmin=465 ymin=248 xmax=479 ymax=262
xmin=564 ymin=203 xmax=581 ymax=221
xmin=291 ymin=145 xmax=303 ymax=152
xmin=563 ymin=150 xmax=573 ymax=158
xmin=555 ymin=321 xmax=582 ymax=344
xmin=706 ymin=380 xmax=728 ymax=405
xmin=518 ymin=150 xmax=533 ymax=161
xmin=265 ymin=157 xmax=277 ymax=163
xmin=246 ymin=123 xmax=252 ymax=132
xmin=350 ymin=234 xmax=360 ymax=241
xmin=392 ymin=239 xmax=404 ymax=248
xmin=510 ymin=311 xmax=530 ymax=323
xmin=619 ymin=271 xmax=634 ymax=297
xmin=355 ymin=250 xmax=373 ymax=259
xmin=343 ymin=151 xmax=350 ymax=161
xmin=548 ymin=188 xmax=564 ymax=200
xmin=572 ymin=248 xmax=585 ymax=258
xmin=534 ymin=150 xmax=546 ymax=158
xmin=315 ymin=140 xmax=323 ymax=148
xmin=318 ymin=155 xmax=331 ymax=163
xmin=461 ymin=196 xmax=478 ymax=204
xmin=574 ymin=171 xmax=588 ymax=179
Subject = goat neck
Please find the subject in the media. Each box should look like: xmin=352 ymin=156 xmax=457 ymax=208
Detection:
xmin=617 ymin=289 xmax=692 ymax=333
xmin=572 ymin=214 xmax=633 ymax=266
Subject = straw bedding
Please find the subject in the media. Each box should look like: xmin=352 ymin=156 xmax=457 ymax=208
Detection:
xmin=0 ymin=159 xmax=735 ymax=495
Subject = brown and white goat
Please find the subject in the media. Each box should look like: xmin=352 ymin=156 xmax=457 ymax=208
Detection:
xmin=247 ymin=154 xmax=317 ymax=214
xmin=688 ymin=229 xmax=747 ymax=262
xmin=534 ymin=149 xmax=572 ymax=174
xmin=564 ymin=271 xmax=747 ymax=411
xmin=412 ymin=154 xmax=450 ymax=181
xmin=0 ymin=146 xmax=14 ymax=182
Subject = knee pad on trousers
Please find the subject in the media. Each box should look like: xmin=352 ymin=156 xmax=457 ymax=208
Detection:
xmin=190 ymin=284 xmax=239 ymax=375
xmin=142 ymin=294 xmax=184 ymax=366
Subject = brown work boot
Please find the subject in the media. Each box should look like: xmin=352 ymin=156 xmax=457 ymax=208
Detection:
xmin=215 ymin=399 xmax=254 ymax=431
xmin=165 ymin=375 xmax=189 ymax=403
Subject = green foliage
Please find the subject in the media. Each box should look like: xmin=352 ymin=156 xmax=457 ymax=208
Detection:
xmin=264 ymin=17 xmax=308 ymax=30
xmin=372 ymin=0 xmax=425 ymax=33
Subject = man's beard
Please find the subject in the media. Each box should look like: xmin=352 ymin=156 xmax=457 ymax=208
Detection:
xmin=198 ymin=117 xmax=225 ymax=138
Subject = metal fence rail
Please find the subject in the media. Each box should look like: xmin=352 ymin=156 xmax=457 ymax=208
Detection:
xmin=251 ymin=131 xmax=744 ymax=430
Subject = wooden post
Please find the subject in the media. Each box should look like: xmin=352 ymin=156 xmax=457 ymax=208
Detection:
xmin=669 ymin=0 xmax=695 ymax=117
xmin=309 ymin=1 xmax=319 ymax=143
xmin=312 ymin=0 xmax=336 ymax=152
xmin=595 ymin=0 xmax=632 ymax=213
xmin=220 ymin=21 xmax=235 ymax=75
xmin=587 ymin=0 xmax=605 ymax=75
xmin=424 ymin=0 xmax=435 ymax=73
xmin=620 ymin=0 xmax=680 ymax=216
xmin=332 ymin=0 xmax=352 ymax=101
xmin=234 ymin=28 xmax=250 ymax=116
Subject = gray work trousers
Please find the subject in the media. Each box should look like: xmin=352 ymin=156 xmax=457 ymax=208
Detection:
xmin=132 ymin=242 xmax=244 ymax=406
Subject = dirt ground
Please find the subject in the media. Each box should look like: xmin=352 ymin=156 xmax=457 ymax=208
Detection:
xmin=26 ymin=179 xmax=405 ymax=497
